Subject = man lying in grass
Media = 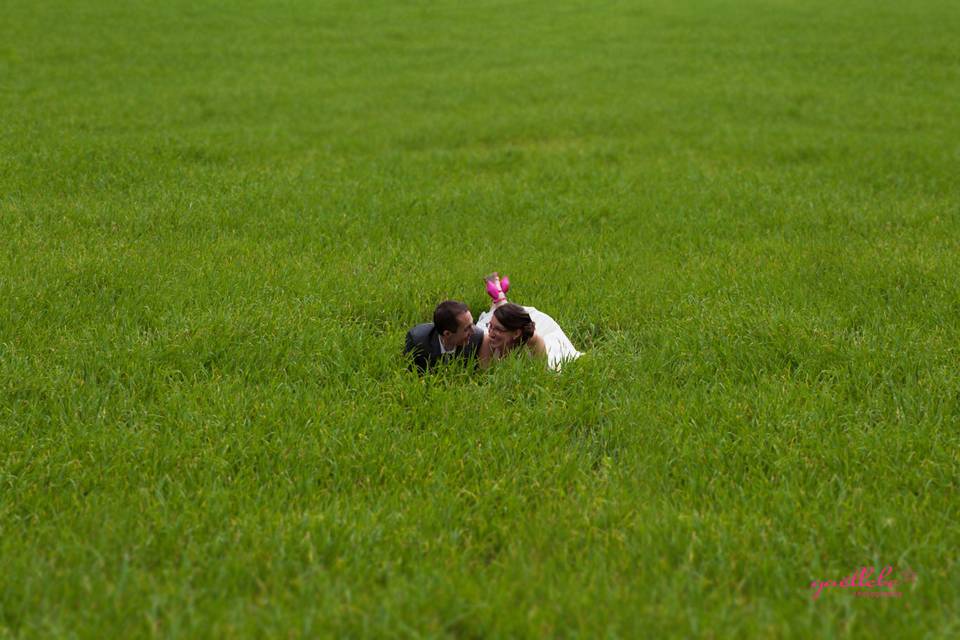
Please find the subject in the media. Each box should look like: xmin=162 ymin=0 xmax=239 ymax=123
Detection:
xmin=404 ymin=300 xmax=484 ymax=374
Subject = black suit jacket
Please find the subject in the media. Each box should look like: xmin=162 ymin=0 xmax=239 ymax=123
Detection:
xmin=404 ymin=323 xmax=484 ymax=374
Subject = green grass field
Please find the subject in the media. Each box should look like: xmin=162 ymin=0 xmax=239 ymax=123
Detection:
xmin=2 ymin=0 xmax=959 ymax=636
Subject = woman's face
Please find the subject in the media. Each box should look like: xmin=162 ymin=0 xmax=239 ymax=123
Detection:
xmin=487 ymin=314 xmax=521 ymax=351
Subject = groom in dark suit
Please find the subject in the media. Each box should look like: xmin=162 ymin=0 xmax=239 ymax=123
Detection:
xmin=405 ymin=300 xmax=484 ymax=374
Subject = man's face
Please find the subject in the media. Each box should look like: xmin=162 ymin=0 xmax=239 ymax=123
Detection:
xmin=443 ymin=311 xmax=475 ymax=348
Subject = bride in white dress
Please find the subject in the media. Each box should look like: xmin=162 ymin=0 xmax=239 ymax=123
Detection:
xmin=475 ymin=273 xmax=582 ymax=371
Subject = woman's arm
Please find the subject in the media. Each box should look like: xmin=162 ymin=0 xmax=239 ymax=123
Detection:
xmin=478 ymin=331 xmax=494 ymax=369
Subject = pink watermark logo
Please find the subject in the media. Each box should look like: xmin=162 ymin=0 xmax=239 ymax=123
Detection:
xmin=810 ymin=566 xmax=917 ymax=600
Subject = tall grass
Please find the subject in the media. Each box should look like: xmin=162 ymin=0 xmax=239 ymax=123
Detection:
xmin=2 ymin=0 xmax=958 ymax=636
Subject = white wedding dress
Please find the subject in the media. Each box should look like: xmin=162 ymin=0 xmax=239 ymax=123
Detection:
xmin=476 ymin=305 xmax=583 ymax=371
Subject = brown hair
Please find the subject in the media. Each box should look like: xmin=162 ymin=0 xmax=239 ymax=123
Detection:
xmin=434 ymin=300 xmax=469 ymax=334
xmin=493 ymin=303 xmax=535 ymax=344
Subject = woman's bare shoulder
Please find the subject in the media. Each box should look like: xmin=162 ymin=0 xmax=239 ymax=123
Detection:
xmin=528 ymin=333 xmax=547 ymax=358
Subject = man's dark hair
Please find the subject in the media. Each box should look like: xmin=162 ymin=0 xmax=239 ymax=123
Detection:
xmin=434 ymin=300 xmax=468 ymax=335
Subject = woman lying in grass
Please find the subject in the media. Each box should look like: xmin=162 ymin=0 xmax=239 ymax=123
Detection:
xmin=476 ymin=273 xmax=582 ymax=371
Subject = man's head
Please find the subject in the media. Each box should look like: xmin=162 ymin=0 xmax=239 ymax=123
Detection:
xmin=434 ymin=300 xmax=475 ymax=349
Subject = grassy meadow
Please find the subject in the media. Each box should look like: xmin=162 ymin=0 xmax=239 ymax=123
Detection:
xmin=2 ymin=0 xmax=959 ymax=636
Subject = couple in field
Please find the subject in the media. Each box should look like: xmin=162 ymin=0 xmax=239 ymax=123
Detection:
xmin=404 ymin=273 xmax=582 ymax=373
